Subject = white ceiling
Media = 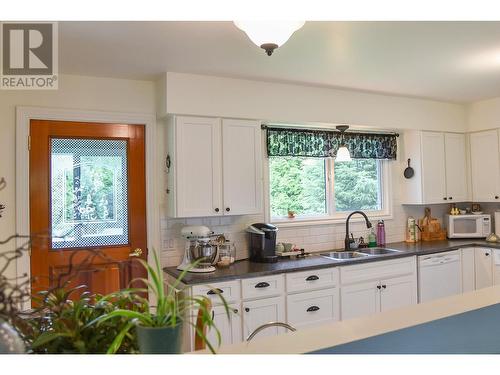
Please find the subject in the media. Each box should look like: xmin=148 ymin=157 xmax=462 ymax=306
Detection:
xmin=59 ymin=21 xmax=500 ymax=103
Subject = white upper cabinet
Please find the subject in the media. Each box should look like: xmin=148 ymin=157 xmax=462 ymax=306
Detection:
xmin=421 ymin=132 xmax=447 ymax=204
xmin=169 ymin=116 xmax=223 ymax=217
xmin=469 ymin=130 xmax=500 ymax=202
xmin=222 ymin=119 xmax=262 ymax=215
xmin=402 ymin=131 xmax=468 ymax=204
xmin=167 ymin=116 xmax=263 ymax=218
xmin=444 ymin=133 xmax=468 ymax=202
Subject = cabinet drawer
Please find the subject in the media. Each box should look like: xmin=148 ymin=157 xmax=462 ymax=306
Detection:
xmin=340 ymin=256 xmax=416 ymax=285
xmin=287 ymin=288 xmax=340 ymax=328
xmin=286 ymin=268 xmax=339 ymax=293
xmin=241 ymin=274 xmax=284 ymax=300
xmin=192 ymin=280 xmax=241 ymax=305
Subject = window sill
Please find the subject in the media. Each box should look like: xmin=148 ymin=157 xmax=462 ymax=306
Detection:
xmin=271 ymin=212 xmax=393 ymax=228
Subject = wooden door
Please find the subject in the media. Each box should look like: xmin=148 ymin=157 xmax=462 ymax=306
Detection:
xmin=470 ymin=130 xmax=500 ymax=202
xmin=340 ymin=280 xmax=380 ymax=320
xmin=222 ymin=119 xmax=263 ymax=215
xmin=379 ymin=275 xmax=417 ymax=313
xmin=175 ymin=116 xmax=222 ymax=217
xmin=29 ymin=120 xmax=147 ymax=296
xmin=421 ymin=132 xmax=447 ymax=204
xmin=475 ymin=247 xmax=493 ymax=290
xmin=242 ymin=296 xmax=286 ymax=339
xmin=444 ymin=133 xmax=468 ymax=202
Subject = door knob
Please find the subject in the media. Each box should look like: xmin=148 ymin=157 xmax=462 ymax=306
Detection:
xmin=129 ymin=248 xmax=143 ymax=257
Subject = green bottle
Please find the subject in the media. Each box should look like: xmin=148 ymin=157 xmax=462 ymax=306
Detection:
xmin=368 ymin=229 xmax=377 ymax=248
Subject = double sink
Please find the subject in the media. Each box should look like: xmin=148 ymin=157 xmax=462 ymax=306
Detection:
xmin=321 ymin=247 xmax=402 ymax=261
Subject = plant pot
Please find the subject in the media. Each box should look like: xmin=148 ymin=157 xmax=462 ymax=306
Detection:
xmin=135 ymin=323 xmax=183 ymax=354
xmin=0 ymin=319 xmax=25 ymax=354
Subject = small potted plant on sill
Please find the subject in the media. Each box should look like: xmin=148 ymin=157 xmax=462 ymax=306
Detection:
xmin=90 ymin=251 xmax=229 ymax=354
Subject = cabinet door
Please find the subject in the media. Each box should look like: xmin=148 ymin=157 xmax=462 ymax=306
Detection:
xmin=340 ymin=280 xmax=380 ymax=321
xmin=493 ymin=250 xmax=500 ymax=286
xmin=421 ymin=132 xmax=447 ymax=204
xmin=470 ymin=130 xmax=500 ymax=202
xmin=444 ymin=133 xmax=467 ymax=202
xmin=206 ymin=304 xmax=242 ymax=348
xmin=475 ymin=247 xmax=493 ymax=289
xmin=461 ymin=248 xmax=475 ymax=293
xmin=286 ymin=288 xmax=340 ymax=329
xmin=380 ymin=274 xmax=417 ymax=313
xmin=222 ymin=119 xmax=263 ymax=215
xmin=175 ymin=116 xmax=222 ymax=217
xmin=242 ymin=296 xmax=286 ymax=340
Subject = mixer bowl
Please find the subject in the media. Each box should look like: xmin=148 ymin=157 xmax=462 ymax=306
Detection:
xmin=189 ymin=242 xmax=218 ymax=268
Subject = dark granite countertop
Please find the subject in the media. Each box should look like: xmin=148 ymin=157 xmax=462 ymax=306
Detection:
xmin=164 ymin=239 xmax=500 ymax=285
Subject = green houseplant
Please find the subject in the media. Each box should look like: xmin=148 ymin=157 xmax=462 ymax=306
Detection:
xmin=21 ymin=285 xmax=143 ymax=353
xmin=90 ymin=250 xmax=229 ymax=354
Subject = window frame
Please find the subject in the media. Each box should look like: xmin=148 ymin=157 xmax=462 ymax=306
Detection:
xmin=264 ymin=156 xmax=392 ymax=227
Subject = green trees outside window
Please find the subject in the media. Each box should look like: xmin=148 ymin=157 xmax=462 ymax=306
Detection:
xmin=269 ymin=157 xmax=382 ymax=218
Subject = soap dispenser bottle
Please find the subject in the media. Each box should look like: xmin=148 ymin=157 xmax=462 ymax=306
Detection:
xmin=368 ymin=228 xmax=377 ymax=248
xmin=377 ymin=220 xmax=386 ymax=247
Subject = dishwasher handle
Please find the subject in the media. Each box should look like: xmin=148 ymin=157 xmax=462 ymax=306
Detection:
xmin=419 ymin=253 xmax=460 ymax=266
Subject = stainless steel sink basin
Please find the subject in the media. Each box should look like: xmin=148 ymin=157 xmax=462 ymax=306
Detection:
xmin=357 ymin=247 xmax=402 ymax=255
xmin=321 ymin=251 xmax=370 ymax=260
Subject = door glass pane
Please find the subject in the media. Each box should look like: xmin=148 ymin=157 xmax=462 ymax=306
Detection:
xmin=51 ymin=138 xmax=128 ymax=249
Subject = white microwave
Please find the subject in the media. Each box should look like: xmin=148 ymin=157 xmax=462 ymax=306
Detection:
xmin=446 ymin=214 xmax=491 ymax=239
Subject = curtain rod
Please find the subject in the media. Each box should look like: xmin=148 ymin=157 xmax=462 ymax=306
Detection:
xmin=261 ymin=124 xmax=399 ymax=137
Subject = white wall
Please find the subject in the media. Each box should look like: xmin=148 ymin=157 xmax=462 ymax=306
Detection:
xmin=162 ymin=72 xmax=467 ymax=132
xmin=0 ymin=74 xmax=156 ymax=278
xmin=467 ymin=97 xmax=500 ymax=132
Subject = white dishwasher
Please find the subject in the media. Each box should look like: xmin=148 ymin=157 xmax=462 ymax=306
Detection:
xmin=418 ymin=250 xmax=462 ymax=303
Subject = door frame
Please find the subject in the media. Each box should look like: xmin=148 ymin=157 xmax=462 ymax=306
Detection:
xmin=16 ymin=106 xmax=159 ymax=308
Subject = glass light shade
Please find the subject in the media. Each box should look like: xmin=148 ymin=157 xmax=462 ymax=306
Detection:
xmin=335 ymin=146 xmax=352 ymax=162
xmin=234 ymin=21 xmax=305 ymax=48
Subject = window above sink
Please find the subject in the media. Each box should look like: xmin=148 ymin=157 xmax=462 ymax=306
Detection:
xmin=266 ymin=157 xmax=392 ymax=226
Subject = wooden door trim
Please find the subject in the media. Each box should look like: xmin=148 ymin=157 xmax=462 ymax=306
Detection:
xmin=16 ymin=106 xmax=159 ymax=309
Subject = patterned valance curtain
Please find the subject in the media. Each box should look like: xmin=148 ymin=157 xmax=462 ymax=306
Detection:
xmin=266 ymin=127 xmax=398 ymax=160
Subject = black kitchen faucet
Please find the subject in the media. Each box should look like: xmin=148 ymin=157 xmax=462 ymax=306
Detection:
xmin=345 ymin=210 xmax=372 ymax=250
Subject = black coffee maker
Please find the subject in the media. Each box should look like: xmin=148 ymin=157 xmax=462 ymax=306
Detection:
xmin=247 ymin=223 xmax=278 ymax=263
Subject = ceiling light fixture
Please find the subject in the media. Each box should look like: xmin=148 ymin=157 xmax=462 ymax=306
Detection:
xmin=234 ymin=21 xmax=305 ymax=56
xmin=335 ymin=125 xmax=352 ymax=162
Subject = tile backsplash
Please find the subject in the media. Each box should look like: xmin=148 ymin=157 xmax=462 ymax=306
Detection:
xmin=159 ymin=156 xmax=500 ymax=268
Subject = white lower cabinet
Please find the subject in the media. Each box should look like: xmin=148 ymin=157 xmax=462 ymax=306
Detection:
xmin=341 ymin=280 xmax=380 ymax=320
xmin=462 ymin=248 xmax=475 ymax=293
xmin=287 ymin=287 xmax=340 ymax=328
xmin=340 ymin=256 xmax=418 ymax=321
xmin=380 ymin=274 xmax=418 ymax=312
xmin=242 ymin=296 xmax=286 ymax=339
xmin=475 ymin=247 xmax=493 ymax=289
xmin=206 ymin=304 xmax=242 ymax=347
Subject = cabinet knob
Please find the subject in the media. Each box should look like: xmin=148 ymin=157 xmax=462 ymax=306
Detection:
xmin=496 ymin=196 xmax=499 ymax=200
xmin=377 ymin=285 xmax=382 ymax=290
xmin=226 ymin=207 xmax=231 ymax=212
xmin=485 ymin=253 xmax=490 ymax=256
xmin=214 ymin=208 xmax=220 ymax=213
xmin=443 ymin=197 xmax=448 ymax=200
xmin=233 ymin=309 xmax=239 ymax=314
xmin=382 ymin=285 xmax=387 ymax=289
xmin=448 ymin=197 xmax=453 ymax=200
xmin=245 ymin=307 xmax=250 ymax=312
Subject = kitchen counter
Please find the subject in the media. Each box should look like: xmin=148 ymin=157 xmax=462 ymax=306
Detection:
xmin=164 ymin=239 xmax=500 ymax=285
xmin=203 ymin=285 xmax=500 ymax=354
